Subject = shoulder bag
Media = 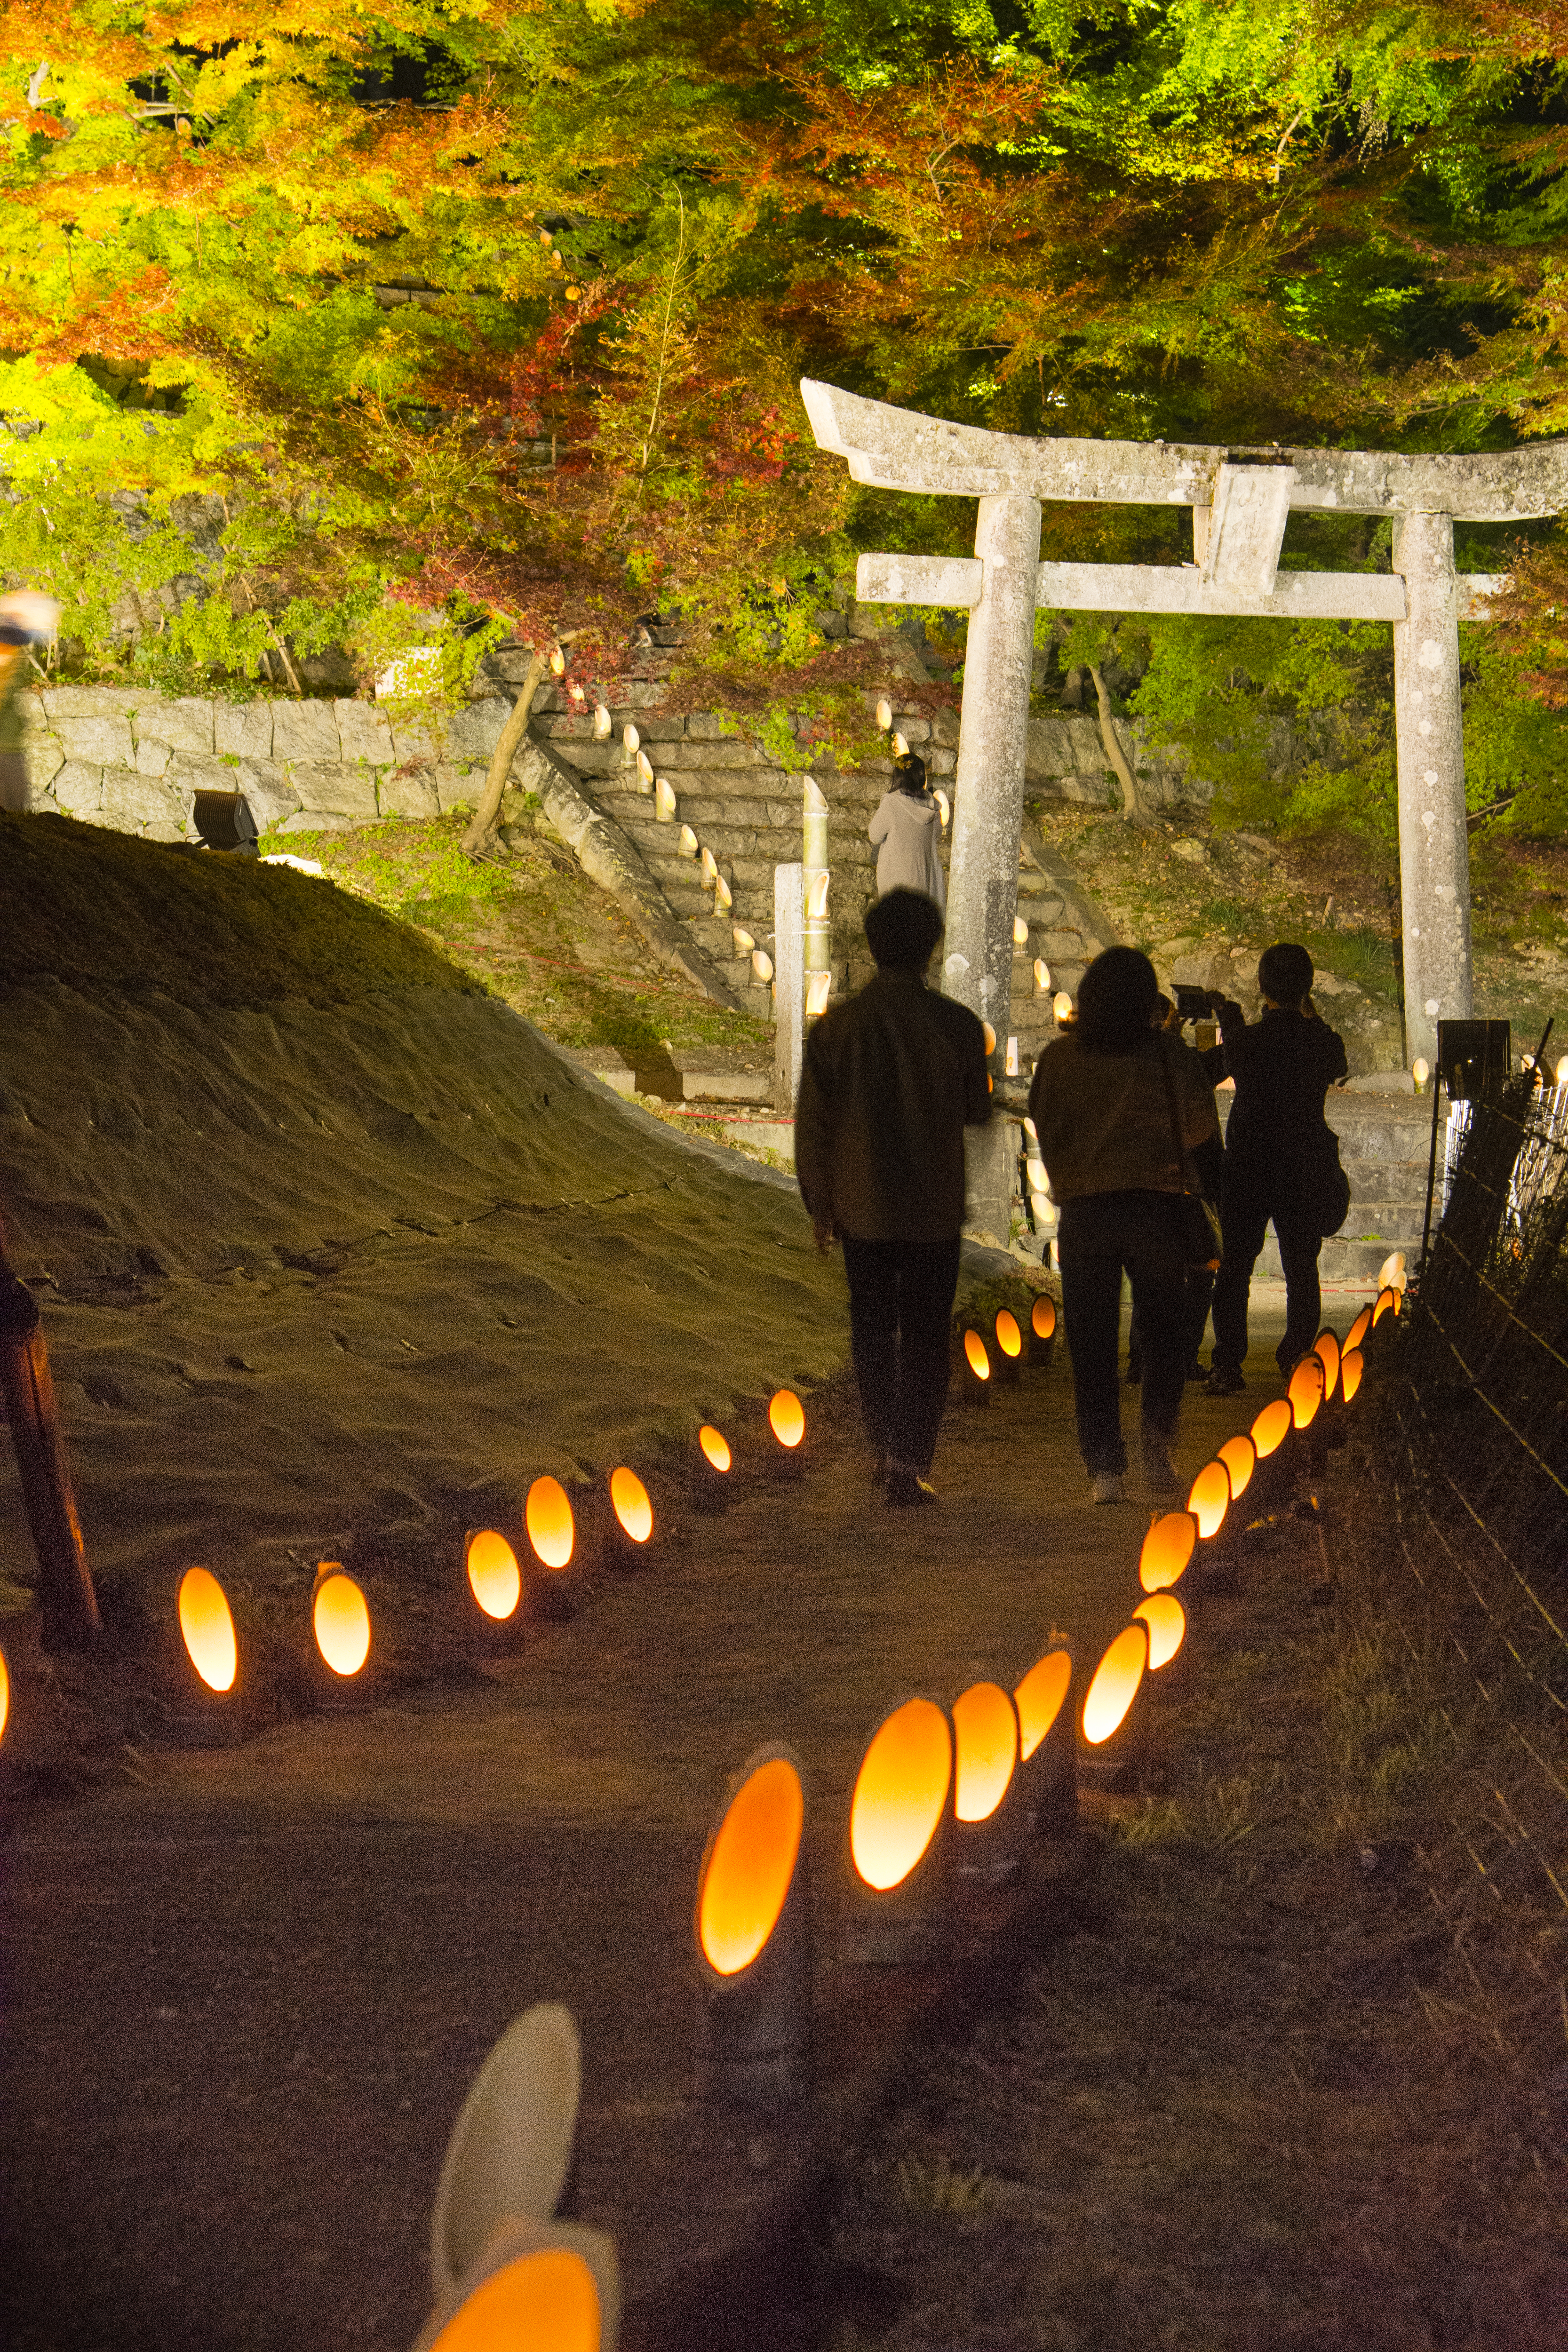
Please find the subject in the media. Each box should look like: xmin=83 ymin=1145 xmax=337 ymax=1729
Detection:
xmin=1158 ymin=1042 xmax=1224 ymax=1272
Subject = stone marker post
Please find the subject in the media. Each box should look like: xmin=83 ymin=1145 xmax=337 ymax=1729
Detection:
xmin=1392 ymin=512 xmax=1472 ymax=1068
xmin=944 ymin=492 xmax=1042 ymax=1245
xmin=774 ymin=861 xmax=805 ymax=1116
xmin=803 ymin=779 xmax=830 ymax=1017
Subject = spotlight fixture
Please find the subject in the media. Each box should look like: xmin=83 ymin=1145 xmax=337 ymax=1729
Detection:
xmin=844 ymin=1696 xmax=952 ymax=1963
xmin=412 ymin=2220 xmax=620 ymax=2352
xmin=430 ymin=2002 xmax=582 ymax=2302
xmin=694 ymin=1744 xmax=809 ymax=2108
xmin=692 ymin=1423 xmax=732 ymax=1513
xmin=993 ymin=1308 xmax=1023 ymax=1385
xmin=1133 ymin=1592 xmax=1186 ymax=1670
xmin=1139 ymin=1510 xmax=1197 ymax=1592
xmin=1078 ymin=1624 xmax=1149 ymax=1788
xmin=1013 ymin=1645 xmax=1076 ymax=1833
xmin=525 ymin=1476 xmax=575 ymax=1571
xmin=1028 ymin=1293 xmax=1057 ymax=1364
xmin=950 ymin=1679 xmax=1023 ymax=1884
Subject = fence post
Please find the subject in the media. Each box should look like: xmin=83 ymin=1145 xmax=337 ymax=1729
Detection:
xmin=774 ymin=861 xmax=805 ymax=1117
xmin=0 ymin=1226 xmax=100 ymax=1651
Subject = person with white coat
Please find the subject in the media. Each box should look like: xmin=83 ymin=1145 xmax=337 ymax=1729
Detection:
xmin=868 ymin=752 xmax=946 ymax=909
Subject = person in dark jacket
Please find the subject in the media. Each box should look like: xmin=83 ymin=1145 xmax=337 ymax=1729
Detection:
xmin=795 ymin=887 xmax=989 ymax=1506
xmin=1206 ymin=942 xmax=1350 ymax=1394
xmin=1029 ymin=948 xmax=1218 ymax=1504
xmin=1127 ymin=994 xmax=1225 ymax=1385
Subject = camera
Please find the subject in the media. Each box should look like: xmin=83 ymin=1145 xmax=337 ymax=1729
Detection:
xmin=1173 ymin=984 xmax=1224 ymax=1022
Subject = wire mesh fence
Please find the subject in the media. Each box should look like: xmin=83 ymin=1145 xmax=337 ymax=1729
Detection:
xmin=1343 ymin=1069 xmax=1568 ymax=2059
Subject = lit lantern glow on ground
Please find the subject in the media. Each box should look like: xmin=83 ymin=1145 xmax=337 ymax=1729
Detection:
xmin=0 ymin=1644 xmax=9 ymax=1747
xmin=1187 ymin=1459 xmax=1230 ymax=1540
xmin=609 ymin=1468 xmax=653 ymax=1543
xmin=1372 ymin=1286 xmax=1396 ymax=1325
xmin=1139 ymin=1511 xmax=1197 ymax=1592
xmin=525 ymin=1476 xmax=575 ymax=1570
xmin=1250 ymin=1398 xmax=1293 ymax=1459
xmin=769 ymin=1390 xmax=805 ymax=1448
xmin=1031 ymin=1296 xmax=1057 ymax=1340
xmin=1340 ymin=1347 xmax=1365 ymax=1402
xmin=466 ymin=1532 xmax=522 ymax=1622
xmin=951 ymin=1683 xmax=1018 ymax=1822
xmin=849 ymin=1698 xmax=952 ymax=1891
xmin=697 ymin=1753 xmax=804 ymax=1977
xmin=994 ymin=1310 xmax=1022 ymax=1359
xmin=1288 ymin=1356 xmax=1324 ymax=1429
xmin=1313 ymin=1329 xmax=1341 ymax=1400
xmin=963 ymin=1330 xmax=991 ymax=1381
xmin=1014 ymin=1650 xmax=1072 ymax=1760
xmin=1218 ymin=1434 xmax=1255 ymax=1501
xmin=699 ymin=1425 xmax=732 ymax=1472
xmin=1082 ymin=1626 xmax=1148 ymax=1746
xmin=313 ymin=1569 xmax=371 ymax=1677
xmin=1134 ymin=1593 xmax=1187 ymax=1669
xmin=178 ymin=1565 xmax=238 ymax=1692
xmin=427 ymin=2247 xmax=601 ymax=2352
xmin=1345 ymin=1305 xmax=1373 ymax=1351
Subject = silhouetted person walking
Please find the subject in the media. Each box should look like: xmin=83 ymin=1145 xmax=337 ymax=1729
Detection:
xmin=795 ymin=888 xmax=989 ymax=1506
xmin=1207 ymin=942 xmax=1350 ymax=1394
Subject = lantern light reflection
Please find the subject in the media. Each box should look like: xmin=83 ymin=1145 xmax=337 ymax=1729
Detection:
xmin=178 ymin=1565 xmax=238 ymax=1692
xmin=849 ymin=1698 xmax=952 ymax=1891
xmin=1082 ymin=1625 xmax=1148 ymax=1746
xmin=769 ymin=1390 xmax=806 ymax=1448
xmin=1217 ymin=1434 xmax=1255 ymax=1501
xmin=609 ymin=1468 xmax=653 ymax=1544
xmin=1133 ymin=1592 xmax=1187 ymax=1669
xmin=697 ymin=1753 xmax=804 ymax=1977
xmin=1014 ymin=1650 xmax=1072 ymax=1760
xmin=525 ymin=1476 xmax=575 ymax=1570
xmin=951 ymin=1682 xmax=1018 ymax=1823
xmin=698 ymin=1425 xmax=732 ymax=1473
xmin=1186 ymin=1460 xmax=1230 ymax=1541
xmin=466 ymin=1531 xmax=522 ymax=1622
xmin=314 ymin=1568 xmax=371 ymax=1678
xmin=1139 ymin=1511 xmax=1197 ymax=1593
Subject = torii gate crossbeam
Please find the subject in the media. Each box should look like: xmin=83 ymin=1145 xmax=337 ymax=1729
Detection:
xmin=802 ymin=378 xmax=1553 ymax=1242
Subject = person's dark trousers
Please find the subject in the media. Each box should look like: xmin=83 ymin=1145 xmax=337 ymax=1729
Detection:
xmin=1057 ymin=1191 xmax=1186 ymax=1477
xmin=1210 ymin=1192 xmax=1324 ymax=1378
xmin=840 ymin=1235 xmax=963 ymax=1476
xmin=1130 ymin=1261 xmax=1217 ymax=1379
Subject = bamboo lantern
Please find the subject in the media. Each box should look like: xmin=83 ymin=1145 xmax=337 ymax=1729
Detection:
xmin=525 ymin=1475 xmax=575 ymax=1571
xmin=413 ymin=2223 xmax=619 ymax=2352
xmin=768 ymin=1389 xmax=805 ymax=1452
xmin=1217 ymin=1433 xmax=1255 ymax=1502
xmin=993 ymin=1308 xmax=1023 ymax=1386
xmin=1287 ymin=1355 xmax=1324 ymax=1430
xmin=0 ymin=1643 xmax=8 ymax=1749
xmin=1138 ymin=1510 xmax=1196 ymax=1592
xmin=875 ymin=698 xmax=892 ymax=731
xmin=961 ymin=1327 xmax=991 ymax=1404
xmin=891 ymin=730 xmax=908 ymax=756
xmin=752 ymin=949 xmax=774 ymax=984
xmin=714 ymin=874 xmax=732 ymax=912
xmin=608 ymin=1467 xmax=653 ymax=1548
xmin=1371 ymin=1285 xmax=1398 ymax=1326
xmin=982 ymin=1020 xmax=997 ymax=1056
xmin=691 ymin=1422 xmax=732 ymax=1512
xmin=1034 ymin=958 xmax=1051 ymax=994
xmin=654 ymin=778 xmax=677 ymax=821
xmin=700 ymin=845 xmax=719 ymax=883
xmin=732 ymin=925 xmax=756 ymax=956
xmin=635 ymin=749 xmax=653 ymax=789
xmin=593 ymin=704 xmax=612 ymax=739
xmin=1133 ymin=1592 xmax=1186 ymax=1670
xmin=844 ymin=1695 xmax=952 ymax=1963
xmin=950 ymin=1679 xmax=1023 ymax=1882
xmin=621 ymin=722 xmax=639 ymax=752
xmin=1053 ymin=990 xmax=1073 ymax=1024
xmin=694 ymin=1744 xmax=808 ymax=2106
xmin=1411 ymin=1055 xmax=1429 ymax=1092
xmin=429 ymin=2002 xmax=582 ymax=2301
xmin=179 ymin=1565 xmax=238 ymax=1694
xmin=677 ymin=824 xmax=699 ymax=857
xmin=1012 ymin=1645 xmax=1077 ymax=1833
xmin=933 ymin=788 xmax=949 ymax=828
xmin=1377 ymin=1250 xmax=1407 ymax=1294
xmin=806 ymin=870 xmax=829 ymax=921
xmin=1340 ymin=1347 xmax=1365 ymax=1402
xmin=549 ymin=645 xmax=566 ymax=675
xmin=1250 ymin=1397 xmax=1293 ymax=1459
xmin=1345 ymin=1304 xmax=1373 ymax=1351
xmin=806 ymin=971 xmax=831 ymax=1017
xmin=1186 ymin=1459 xmax=1230 ymax=1541
xmin=1028 ymin=1292 xmax=1057 ymax=1364
xmin=1313 ymin=1327 xmax=1341 ymax=1401
xmin=465 ymin=1530 xmax=522 ymax=1624
xmin=1079 ymin=1623 xmax=1148 ymax=1786
xmin=313 ymin=1565 xmax=372 ymax=1683
xmin=1013 ymin=914 xmax=1029 ymax=947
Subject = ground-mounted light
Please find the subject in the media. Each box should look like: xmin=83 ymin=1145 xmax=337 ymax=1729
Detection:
xmin=1313 ymin=1328 xmax=1341 ymax=1401
xmin=179 ymin=1564 xmax=238 ymax=1694
xmin=1139 ymin=1510 xmax=1196 ymax=1593
xmin=0 ymin=1641 xmax=11 ymax=1751
xmin=607 ymin=1466 xmax=653 ymax=1550
xmin=1243 ymin=1394 xmax=1297 ymax=1515
xmin=1340 ymin=1347 xmax=1365 ymax=1402
xmin=768 ymin=1387 xmax=806 ymax=1478
xmin=159 ymin=1563 xmax=245 ymax=1742
xmin=993 ymin=1308 xmax=1023 ymax=1386
xmin=1053 ymin=990 xmax=1073 ymax=1025
xmin=1078 ymin=1624 xmax=1149 ymax=1789
xmin=1013 ymin=1645 xmax=1076 ymax=1833
xmin=1034 ymin=957 xmax=1051 ymax=994
xmin=466 ymin=1530 xmax=522 ymax=1625
xmin=1028 ymin=1293 xmax=1057 ymax=1365
xmin=844 ymin=1696 xmax=952 ymax=1964
xmin=961 ymin=1327 xmax=992 ymax=1404
xmin=1186 ymin=1460 xmax=1230 ymax=1541
xmin=312 ymin=1564 xmax=372 ymax=1704
xmin=1250 ymin=1398 xmax=1293 ymax=1460
xmin=525 ymin=1476 xmax=575 ymax=1572
xmin=430 ymin=2002 xmax=582 ymax=2303
xmin=950 ymin=1680 xmax=1023 ymax=1884
xmin=694 ymin=1744 xmax=809 ymax=2108
xmin=1345 ymin=1304 xmax=1373 ymax=1352
xmin=1217 ymin=1434 xmax=1255 ymax=1503
xmin=691 ymin=1422 xmax=732 ymax=1514
xmin=1377 ymin=1249 xmax=1408 ymax=1294
xmin=413 ymin=2220 xmax=620 ymax=2352
xmin=1133 ymin=1593 xmax=1186 ymax=1670
xmin=1371 ymin=1283 xmax=1401 ymax=1326
xmin=1287 ymin=1356 xmax=1324 ymax=1430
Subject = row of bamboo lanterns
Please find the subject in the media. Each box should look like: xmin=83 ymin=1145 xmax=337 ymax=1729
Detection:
xmin=618 ymin=720 xmax=779 ymax=985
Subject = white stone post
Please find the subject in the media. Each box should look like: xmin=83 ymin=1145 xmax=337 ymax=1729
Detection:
xmin=774 ymin=860 xmax=805 ymax=1116
xmin=803 ymin=779 xmax=830 ymax=1018
xmin=944 ymin=491 xmax=1042 ymax=1243
xmin=1392 ymin=512 xmax=1473 ymax=1067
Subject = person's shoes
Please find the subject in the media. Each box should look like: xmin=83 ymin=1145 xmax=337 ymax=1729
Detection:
xmin=1205 ymin=1366 xmax=1246 ymax=1397
xmin=885 ymin=1470 xmax=937 ymax=1508
xmin=1140 ymin=1428 xmax=1184 ymax=1500
xmin=1091 ymin=1470 xmax=1128 ymax=1505
xmin=1185 ymin=1359 xmax=1209 ymax=1383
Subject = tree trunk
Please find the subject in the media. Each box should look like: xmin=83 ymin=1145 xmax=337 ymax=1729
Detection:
xmin=462 ymin=650 xmax=549 ymax=855
xmin=1089 ymin=664 xmax=1139 ymax=821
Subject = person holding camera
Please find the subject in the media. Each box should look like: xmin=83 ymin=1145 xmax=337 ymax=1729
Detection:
xmin=1028 ymin=947 xmax=1218 ymax=1505
xmin=1205 ymin=943 xmax=1350 ymax=1395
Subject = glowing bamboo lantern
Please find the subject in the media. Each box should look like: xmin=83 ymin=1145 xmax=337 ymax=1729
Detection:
xmin=1184 ymin=1460 xmax=1229 ymax=1540
xmin=1134 ymin=1592 xmax=1187 ymax=1670
xmin=961 ymin=1327 xmax=991 ymax=1404
xmin=1340 ymin=1346 xmax=1365 ymax=1401
xmin=1411 ymin=1055 xmax=1429 ymax=1092
xmin=1372 ymin=1285 xmax=1397 ymax=1325
xmin=769 ymin=1388 xmax=805 ymax=1449
xmin=1079 ymin=1624 xmax=1148 ymax=1785
xmin=875 ymin=697 xmax=892 ymax=731
xmin=313 ymin=1565 xmax=371 ymax=1680
xmin=806 ymin=970 xmax=831 ymax=1017
xmin=692 ymin=1422 xmax=732 ymax=1512
xmin=891 ymin=730 xmax=908 ymax=756
xmin=549 ymin=644 xmax=566 ymax=675
xmin=695 ymin=1745 xmax=808 ymax=2105
xmin=1028 ymin=1290 xmax=1057 ymax=1363
xmin=466 ymin=1531 xmax=522 ymax=1623
xmin=1345 ymin=1304 xmax=1373 ymax=1352
xmin=1287 ymin=1355 xmax=1324 ymax=1430
xmin=1034 ymin=958 xmax=1051 ymax=994
xmin=1014 ymin=1644 xmax=1076 ymax=1831
xmin=621 ymin=722 xmax=639 ymax=752
xmin=933 ymin=788 xmax=950 ymax=828
xmin=700 ymin=845 xmax=719 ymax=883
xmin=635 ymin=749 xmax=654 ymax=789
xmin=414 ymin=2224 xmax=619 ymax=2352
xmin=593 ymin=703 xmax=612 ymax=739
xmin=677 ymin=824 xmax=699 ymax=858
xmin=1013 ymin=914 xmax=1029 ymax=947
xmin=752 ymin=949 xmax=774 ymax=984
xmin=950 ymin=1678 xmax=1023 ymax=1883
xmin=1313 ymin=1328 xmax=1341 ymax=1401
xmin=525 ymin=1476 xmax=575 ymax=1571
xmin=994 ymin=1309 xmax=1023 ymax=1388
xmin=982 ymin=1020 xmax=997 ymax=1056
xmin=430 ymin=2003 xmax=582 ymax=2301
xmin=1015 ymin=1648 xmax=1072 ymax=1764
xmin=732 ymin=925 xmax=756 ymax=956
xmin=654 ymin=779 xmax=677 ymax=822
xmin=1250 ymin=1397 xmax=1293 ymax=1459
xmin=1139 ymin=1510 xmax=1196 ymax=1591
xmin=1053 ymin=990 xmax=1073 ymax=1024
xmin=844 ymin=1696 xmax=952 ymax=1961
xmin=806 ymin=870 xmax=829 ymax=921
xmin=714 ymin=874 xmax=732 ymax=911
xmin=0 ymin=1643 xmax=8 ymax=1749
xmin=1217 ymin=1433 xmax=1255 ymax=1503
xmin=179 ymin=1565 xmax=238 ymax=1694
xmin=1377 ymin=1250 xmax=1407 ymax=1293
xmin=608 ymin=1467 xmax=653 ymax=1548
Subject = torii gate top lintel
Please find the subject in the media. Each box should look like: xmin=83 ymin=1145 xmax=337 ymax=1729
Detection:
xmin=801 ymin=377 xmax=1568 ymax=524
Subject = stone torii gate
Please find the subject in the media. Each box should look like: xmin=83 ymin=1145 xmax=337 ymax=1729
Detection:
xmin=803 ymin=377 xmax=1566 ymax=1238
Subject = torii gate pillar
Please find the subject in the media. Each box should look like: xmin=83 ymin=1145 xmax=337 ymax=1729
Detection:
xmin=1393 ymin=513 xmax=1471 ymax=1067
xmin=944 ymin=492 xmax=1041 ymax=1241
